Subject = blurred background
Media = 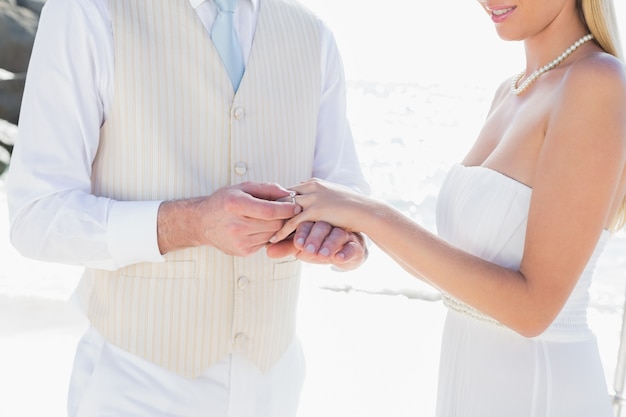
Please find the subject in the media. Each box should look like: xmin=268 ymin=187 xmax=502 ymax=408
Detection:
xmin=1 ymin=0 xmax=625 ymax=416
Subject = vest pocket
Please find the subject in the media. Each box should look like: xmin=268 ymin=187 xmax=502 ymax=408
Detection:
xmin=271 ymin=259 xmax=301 ymax=281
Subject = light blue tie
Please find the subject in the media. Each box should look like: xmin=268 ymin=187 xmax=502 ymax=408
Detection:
xmin=212 ymin=0 xmax=245 ymax=91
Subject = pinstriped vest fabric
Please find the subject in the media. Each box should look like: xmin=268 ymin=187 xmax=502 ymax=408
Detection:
xmin=87 ymin=0 xmax=321 ymax=378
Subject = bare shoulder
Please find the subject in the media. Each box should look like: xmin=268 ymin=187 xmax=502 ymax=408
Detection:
xmin=561 ymin=51 xmax=626 ymax=103
xmin=543 ymin=51 xmax=626 ymax=169
xmin=494 ymin=77 xmax=513 ymax=104
xmin=553 ymin=52 xmax=626 ymax=137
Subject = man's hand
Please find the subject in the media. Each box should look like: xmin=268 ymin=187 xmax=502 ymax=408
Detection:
xmin=157 ymin=182 xmax=300 ymax=256
xmin=266 ymin=221 xmax=368 ymax=271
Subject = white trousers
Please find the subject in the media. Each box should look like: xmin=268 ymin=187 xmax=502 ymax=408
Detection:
xmin=67 ymin=327 xmax=306 ymax=417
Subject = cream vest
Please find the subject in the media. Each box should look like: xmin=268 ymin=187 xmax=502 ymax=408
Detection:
xmin=86 ymin=0 xmax=321 ymax=378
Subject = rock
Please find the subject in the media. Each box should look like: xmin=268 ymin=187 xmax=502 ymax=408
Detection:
xmin=0 ymin=2 xmax=39 ymax=73
xmin=16 ymin=0 xmax=46 ymax=15
xmin=0 ymin=118 xmax=17 ymax=147
xmin=0 ymin=119 xmax=17 ymax=175
xmin=0 ymin=147 xmax=10 ymax=175
xmin=0 ymin=70 xmax=26 ymax=125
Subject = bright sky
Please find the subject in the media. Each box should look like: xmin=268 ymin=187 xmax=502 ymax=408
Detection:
xmin=300 ymin=0 xmax=626 ymax=90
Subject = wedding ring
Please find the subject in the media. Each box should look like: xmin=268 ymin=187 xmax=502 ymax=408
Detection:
xmin=289 ymin=191 xmax=297 ymax=204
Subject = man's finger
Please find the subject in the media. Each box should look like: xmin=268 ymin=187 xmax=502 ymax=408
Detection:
xmin=292 ymin=221 xmax=314 ymax=249
xmin=238 ymin=182 xmax=292 ymax=201
xmin=237 ymin=192 xmax=301 ymax=220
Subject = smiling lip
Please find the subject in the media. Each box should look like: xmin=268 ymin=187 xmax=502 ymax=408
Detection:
xmin=488 ymin=6 xmax=516 ymax=23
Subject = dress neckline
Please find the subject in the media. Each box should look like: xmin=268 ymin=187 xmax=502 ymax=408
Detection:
xmin=454 ymin=164 xmax=611 ymax=238
xmin=457 ymin=164 xmax=532 ymax=190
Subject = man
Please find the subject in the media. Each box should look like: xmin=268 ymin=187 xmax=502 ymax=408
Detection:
xmin=7 ymin=0 xmax=369 ymax=416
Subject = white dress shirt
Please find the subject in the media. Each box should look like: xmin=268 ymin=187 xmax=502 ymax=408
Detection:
xmin=8 ymin=0 xmax=368 ymax=271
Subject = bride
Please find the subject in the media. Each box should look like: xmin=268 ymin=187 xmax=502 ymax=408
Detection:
xmin=269 ymin=0 xmax=626 ymax=415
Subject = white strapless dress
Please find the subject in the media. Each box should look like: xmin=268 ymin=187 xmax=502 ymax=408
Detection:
xmin=434 ymin=164 xmax=613 ymax=417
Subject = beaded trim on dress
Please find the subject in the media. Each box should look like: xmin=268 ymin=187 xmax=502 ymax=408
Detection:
xmin=442 ymin=293 xmax=502 ymax=326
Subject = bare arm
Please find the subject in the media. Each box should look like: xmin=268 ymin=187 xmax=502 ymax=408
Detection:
xmin=270 ymin=56 xmax=626 ymax=336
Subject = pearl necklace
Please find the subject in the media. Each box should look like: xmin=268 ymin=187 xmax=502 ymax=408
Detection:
xmin=511 ymin=34 xmax=594 ymax=95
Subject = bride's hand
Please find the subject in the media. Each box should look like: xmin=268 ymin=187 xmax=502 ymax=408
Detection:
xmin=269 ymin=178 xmax=363 ymax=243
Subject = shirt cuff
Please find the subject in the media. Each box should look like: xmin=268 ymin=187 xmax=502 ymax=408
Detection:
xmin=107 ymin=200 xmax=165 ymax=268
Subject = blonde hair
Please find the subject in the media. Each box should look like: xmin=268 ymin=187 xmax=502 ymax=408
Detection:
xmin=577 ymin=0 xmax=623 ymax=59
xmin=577 ymin=0 xmax=626 ymax=231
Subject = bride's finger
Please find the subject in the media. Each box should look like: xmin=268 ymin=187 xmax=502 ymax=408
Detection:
xmin=287 ymin=180 xmax=320 ymax=195
xmin=269 ymin=213 xmax=310 ymax=243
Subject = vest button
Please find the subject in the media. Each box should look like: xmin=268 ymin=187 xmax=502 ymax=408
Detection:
xmin=234 ymin=162 xmax=248 ymax=176
xmin=234 ymin=332 xmax=247 ymax=349
xmin=233 ymin=107 xmax=245 ymax=120
xmin=237 ymin=276 xmax=249 ymax=289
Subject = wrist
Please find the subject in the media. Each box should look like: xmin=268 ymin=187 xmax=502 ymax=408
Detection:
xmin=157 ymin=198 xmax=205 ymax=254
